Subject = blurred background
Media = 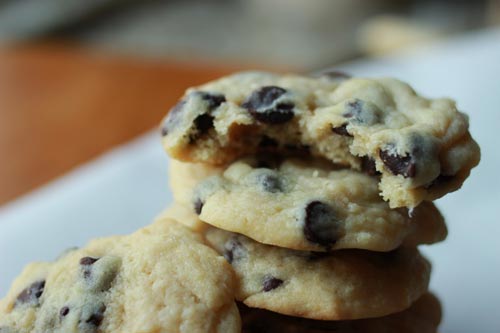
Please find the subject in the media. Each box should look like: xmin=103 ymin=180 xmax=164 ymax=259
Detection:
xmin=0 ymin=0 xmax=499 ymax=206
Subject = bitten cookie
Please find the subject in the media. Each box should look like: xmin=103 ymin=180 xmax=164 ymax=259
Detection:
xmin=161 ymin=71 xmax=480 ymax=208
xmin=171 ymin=157 xmax=447 ymax=252
xmin=240 ymin=292 xmax=442 ymax=333
xmin=204 ymin=226 xmax=431 ymax=320
xmin=0 ymin=220 xmax=240 ymax=333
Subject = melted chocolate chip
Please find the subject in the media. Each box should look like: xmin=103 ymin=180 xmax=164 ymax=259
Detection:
xmin=60 ymin=306 xmax=70 ymax=317
xmin=361 ymin=156 xmax=380 ymax=176
xmin=242 ymin=86 xmax=295 ymax=124
xmin=303 ymin=201 xmax=341 ymax=248
xmin=344 ymin=99 xmax=363 ymax=118
xmin=15 ymin=280 xmax=45 ymax=306
xmin=262 ymin=276 xmax=283 ymax=292
xmin=379 ymin=149 xmax=416 ymax=178
xmin=331 ymin=124 xmax=352 ymax=137
xmin=223 ymin=238 xmax=246 ymax=264
xmin=257 ymin=173 xmax=283 ymax=193
xmin=193 ymin=198 xmax=204 ymax=215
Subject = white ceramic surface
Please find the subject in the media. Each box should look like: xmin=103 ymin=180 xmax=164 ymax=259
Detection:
xmin=1 ymin=28 xmax=499 ymax=332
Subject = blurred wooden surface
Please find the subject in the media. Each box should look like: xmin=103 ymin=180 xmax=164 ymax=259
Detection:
xmin=0 ymin=44 xmax=245 ymax=205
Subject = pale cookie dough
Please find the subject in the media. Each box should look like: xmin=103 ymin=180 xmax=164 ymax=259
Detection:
xmin=204 ymin=226 xmax=431 ymax=320
xmin=241 ymin=293 xmax=442 ymax=333
xmin=161 ymin=71 xmax=480 ymax=208
xmin=0 ymin=220 xmax=240 ymax=333
xmin=172 ymin=157 xmax=447 ymax=252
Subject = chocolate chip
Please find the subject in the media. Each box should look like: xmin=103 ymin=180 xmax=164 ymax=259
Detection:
xmin=80 ymin=257 xmax=99 ymax=266
xmin=80 ymin=257 xmax=99 ymax=279
xmin=198 ymin=92 xmax=226 ymax=110
xmin=161 ymin=92 xmax=224 ymax=137
xmin=15 ymin=280 xmax=45 ymax=307
xmin=361 ymin=156 xmax=380 ymax=176
xmin=242 ymin=86 xmax=295 ymax=124
xmin=258 ymin=135 xmax=279 ymax=148
xmin=223 ymin=237 xmax=246 ymax=264
xmin=193 ymin=114 xmax=214 ymax=134
xmin=161 ymin=100 xmax=186 ymax=136
xmin=379 ymin=149 xmax=416 ymax=178
xmin=262 ymin=276 xmax=283 ymax=292
xmin=343 ymin=99 xmax=381 ymax=125
xmin=303 ymin=201 xmax=341 ymax=248
xmin=60 ymin=306 xmax=70 ymax=317
xmin=256 ymin=173 xmax=283 ymax=193
xmin=331 ymin=124 xmax=352 ymax=137
xmin=83 ymin=304 xmax=106 ymax=327
xmin=193 ymin=198 xmax=204 ymax=215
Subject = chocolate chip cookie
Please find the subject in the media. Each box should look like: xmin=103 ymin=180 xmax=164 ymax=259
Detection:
xmin=204 ymin=226 xmax=431 ymax=320
xmin=161 ymin=71 xmax=480 ymax=208
xmin=240 ymin=293 xmax=442 ymax=333
xmin=172 ymin=157 xmax=447 ymax=252
xmin=0 ymin=220 xmax=240 ymax=333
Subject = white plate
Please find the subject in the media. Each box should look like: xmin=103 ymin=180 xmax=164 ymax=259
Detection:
xmin=1 ymin=28 xmax=500 ymax=332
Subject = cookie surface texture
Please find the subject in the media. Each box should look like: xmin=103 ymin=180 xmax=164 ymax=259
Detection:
xmin=240 ymin=292 xmax=442 ymax=333
xmin=174 ymin=157 xmax=447 ymax=252
xmin=0 ymin=220 xmax=240 ymax=333
xmin=161 ymin=71 xmax=480 ymax=208
xmin=204 ymin=226 xmax=431 ymax=320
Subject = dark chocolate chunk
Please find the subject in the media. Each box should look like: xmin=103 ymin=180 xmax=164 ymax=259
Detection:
xmin=361 ymin=156 xmax=380 ymax=176
xmin=223 ymin=237 xmax=246 ymax=264
xmin=60 ymin=306 xmax=70 ymax=317
xmin=193 ymin=198 xmax=204 ymax=215
xmin=331 ymin=124 xmax=352 ymax=137
xmin=379 ymin=149 xmax=416 ymax=178
xmin=262 ymin=276 xmax=284 ymax=292
xmin=242 ymin=86 xmax=295 ymax=124
xmin=15 ymin=280 xmax=45 ymax=307
xmin=303 ymin=201 xmax=341 ymax=248
xmin=257 ymin=173 xmax=283 ymax=193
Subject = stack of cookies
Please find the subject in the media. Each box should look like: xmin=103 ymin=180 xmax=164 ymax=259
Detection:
xmin=0 ymin=71 xmax=480 ymax=333
xmin=161 ymin=71 xmax=480 ymax=332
